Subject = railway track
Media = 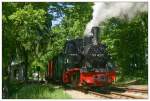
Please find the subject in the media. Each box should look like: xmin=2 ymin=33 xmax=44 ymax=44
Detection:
xmin=110 ymin=92 xmax=147 ymax=99
xmin=108 ymin=86 xmax=148 ymax=93
xmin=91 ymin=90 xmax=147 ymax=99
xmin=73 ymin=86 xmax=148 ymax=99
xmin=120 ymin=87 xmax=148 ymax=93
xmin=88 ymin=90 xmax=147 ymax=99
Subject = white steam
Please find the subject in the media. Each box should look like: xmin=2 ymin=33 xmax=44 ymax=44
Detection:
xmin=84 ymin=2 xmax=148 ymax=36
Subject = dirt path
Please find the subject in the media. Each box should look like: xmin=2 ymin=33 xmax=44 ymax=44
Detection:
xmin=127 ymin=85 xmax=148 ymax=90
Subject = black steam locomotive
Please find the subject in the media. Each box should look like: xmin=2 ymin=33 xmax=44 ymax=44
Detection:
xmin=47 ymin=27 xmax=116 ymax=87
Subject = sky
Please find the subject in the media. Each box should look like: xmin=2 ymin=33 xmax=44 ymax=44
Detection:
xmin=52 ymin=17 xmax=63 ymax=27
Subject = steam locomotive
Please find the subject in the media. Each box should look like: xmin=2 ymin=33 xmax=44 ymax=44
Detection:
xmin=47 ymin=27 xmax=116 ymax=87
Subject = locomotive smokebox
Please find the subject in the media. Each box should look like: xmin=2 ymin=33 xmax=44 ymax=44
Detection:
xmin=91 ymin=27 xmax=100 ymax=45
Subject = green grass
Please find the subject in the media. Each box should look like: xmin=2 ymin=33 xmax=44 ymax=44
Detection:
xmin=6 ymin=80 xmax=24 ymax=98
xmin=9 ymin=83 xmax=72 ymax=99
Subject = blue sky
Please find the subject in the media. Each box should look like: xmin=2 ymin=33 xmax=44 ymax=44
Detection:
xmin=49 ymin=3 xmax=74 ymax=27
xmin=52 ymin=17 xmax=63 ymax=27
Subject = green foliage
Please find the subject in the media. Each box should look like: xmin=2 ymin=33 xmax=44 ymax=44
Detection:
xmin=2 ymin=2 xmax=51 ymax=80
xmin=2 ymin=3 xmax=18 ymax=68
xmin=9 ymin=4 xmax=46 ymax=50
xmin=60 ymin=3 xmax=93 ymax=38
xmin=101 ymin=12 xmax=148 ymax=80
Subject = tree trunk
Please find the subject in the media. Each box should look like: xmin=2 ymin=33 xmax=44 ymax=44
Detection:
xmin=7 ymin=56 xmax=13 ymax=81
xmin=38 ymin=71 xmax=40 ymax=81
xmin=22 ymin=48 xmax=28 ymax=82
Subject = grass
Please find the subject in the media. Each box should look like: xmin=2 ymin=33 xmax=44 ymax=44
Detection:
xmin=6 ymin=80 xmax=24 ymax=98
xmin=9 ymin=83 xmax=72 ymax=99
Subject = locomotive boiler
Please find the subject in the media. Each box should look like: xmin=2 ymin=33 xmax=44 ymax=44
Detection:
xmin=47 ymin=27 xmax=116 ymax=87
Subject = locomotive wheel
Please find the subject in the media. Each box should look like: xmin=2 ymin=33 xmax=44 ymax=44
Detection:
xmin=82 ymin=81 xmax=90 ymax=91
xmin=70 ymin=72 xmax=80 ymax=88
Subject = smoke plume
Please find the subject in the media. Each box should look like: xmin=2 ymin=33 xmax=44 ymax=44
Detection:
xmin=84 ymin=2 xmax=148 ymax=36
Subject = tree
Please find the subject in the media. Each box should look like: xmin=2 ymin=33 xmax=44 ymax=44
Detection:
xmin=8 ymin=4 xmax=48 ymax=81
xmin=101 ymin=12 xmax=148 ymax=80
xmin=2 ymin=3 xmax=19 ymax=80
xmin=3 ymin=2 xmax=52 ymax=81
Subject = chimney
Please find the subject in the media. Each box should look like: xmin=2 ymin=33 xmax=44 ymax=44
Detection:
xmin=91 ymin=26 xmax=100 ymax=45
